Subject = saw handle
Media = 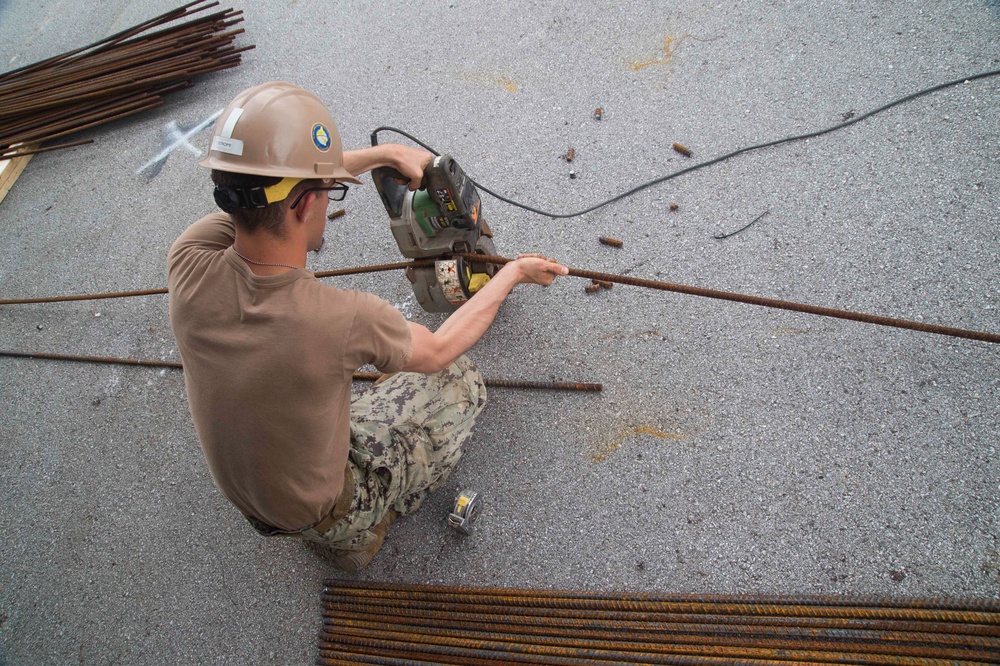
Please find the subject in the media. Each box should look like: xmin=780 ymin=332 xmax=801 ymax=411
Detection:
xmin=371 ymin=166 xmax=411 ymax=219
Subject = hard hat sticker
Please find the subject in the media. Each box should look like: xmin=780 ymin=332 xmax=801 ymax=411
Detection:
xmin=210 ymin=107 xmax=245 ymax=155
xmin=312 ymin=123 xmax=331 ymax=152
xmin=211 ymin=135 xmax=244 ymax=156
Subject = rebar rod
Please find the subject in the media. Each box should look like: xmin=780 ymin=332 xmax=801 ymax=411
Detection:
xmin=321 ymin=607 xmax=1000 ymax=651
xmin=320 ymin=597 xmax=1000 ymax=637
xmin=321 ymin=624 xmax=996 ymax=666
xmin=0 ymin=2 xmax=249 ymax=156
xmin=3 ymin=252 xmax=997 ymax=348
xmin=323 ymin=582 xmax=1000 ymax=614
xmin=321 ymin=612 xmax=998 ymax=662
xmin=323 ymin=625 xmax=986 ymax=666
xmin=460 ymin=254 xmax=1000 ymax=345
xmin=0 ymin=0 xmax=208 ymax=82
xmin=0 ymin=351 xmax=600 ymax=392
xmin=319 ymin=582 xmax=1000 ymax=666
xmin=353 ymin=372 xmax=601 ymax=392
xmin=0 ymin=139 xmax=93 ymax=159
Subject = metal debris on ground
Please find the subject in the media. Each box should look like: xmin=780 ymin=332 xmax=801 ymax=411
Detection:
xmin=598 ymin=236 xmax=623 ymax=248
xmin=327 ymin=208 xmax=346 ymax=220
xmin=319 ymin=581 xmax=1000 ymax=665
xmin=0 ymin=0 xmax=254 ymax=160
xmin=593 ymin=279 xmax=613 ymax=289
xmin=593 ymin=107 xmax=603 ymax=120
xmin=584 ymin=283 xmax=602 ymax=294
xmin=563 ymin=147 xmax=575 ymax=162
xmin=713 ymin=209 xmax=770 ymax=240
xmin=672 ymin=141 xmax=692 ymax=156
xmin=669 ymin=202 xmax=679 ymax=211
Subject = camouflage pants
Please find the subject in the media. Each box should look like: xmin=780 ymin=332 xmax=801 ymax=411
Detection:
xmin=304 ymin=355 xmax=486 ymax=553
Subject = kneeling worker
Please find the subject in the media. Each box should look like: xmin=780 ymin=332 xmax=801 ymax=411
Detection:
xmin=167 ymin=82 xmax=567 ymax=571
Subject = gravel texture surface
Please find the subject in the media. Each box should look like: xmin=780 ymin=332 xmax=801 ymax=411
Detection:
xmin=1 ymin=1 xmax=998 ymax=664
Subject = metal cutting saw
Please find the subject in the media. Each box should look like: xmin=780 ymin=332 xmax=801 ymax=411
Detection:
xmin=371 ymin=152 xmax=498 ymax=313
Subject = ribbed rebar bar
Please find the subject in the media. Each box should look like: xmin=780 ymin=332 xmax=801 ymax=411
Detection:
xmin=0 ymin=2 xmax=252 ymax=155
xmin=0 ymin=261 xmax=431 ymax=305
xmin=0 ymin=351 xmax=600 ymax=392
xmin=321 ymin=606 xmax=1000 ymax=651
xmin=319 ymin=582 xmax=1000 ymax=666
xmin=323 ymin=585 xmax=1000 ymax=623
xmin=320 ymin=597 xmax=1000 ymax=638
xmin=353 ymin=372 xmax=601 ymax=392
xmin=460 ymin=254 xmax=1000 ymax=345
xmin=321 ymin=611 xmax=998 ymax=661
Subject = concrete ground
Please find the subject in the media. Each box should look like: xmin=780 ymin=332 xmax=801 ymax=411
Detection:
xmin=1 ymin=1 xmax=998 ymax=664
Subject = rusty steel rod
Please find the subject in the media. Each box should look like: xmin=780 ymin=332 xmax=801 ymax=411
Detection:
xmin=353 ymin=372 xmax=601 ymax=392
xmin=0 ymin=260 xmax=433 ymax=305
xmin=0 ymin=351 xmax=600 ymax=392
xmin=0 ymin=0 xmax=209 ymax=82
xmin=323 ymin=602 xmax=998 ymax=649
xmin=321 ymin=622 xmax=998 ymax=665
xmin=319 ymin=582 xmax=1000 ymax=666
xmin=324 ymin=581 xmax=1000 ymax=615
xmin=321 ymin=610 xmax=998 ymax=662
xmin=321 ymin=597 xmax=1000 ymax=638
xmin=0 ymin=2 xmax=251 ymax=156
xmin=322 ymin=625 xmax=982 ymax=666
xmin=460 ymin=254 xmax=1000 ymax=345
xmin=323 ymin=589 xmax=1000 ymax=625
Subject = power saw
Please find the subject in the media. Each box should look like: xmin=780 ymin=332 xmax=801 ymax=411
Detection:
xmin=371 ymin=152 xmax=498 ymax=312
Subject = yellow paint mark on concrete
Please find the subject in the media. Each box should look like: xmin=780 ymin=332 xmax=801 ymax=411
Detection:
xmin=591 ymin=424 xmax=684 ymax=462
xmin=459 ymin=72 xmax=519 ymax=93
xmin=629 ymin=36 xmax=677 ymax=72
xmin=496 ymin=76 xmax=519 ymax=93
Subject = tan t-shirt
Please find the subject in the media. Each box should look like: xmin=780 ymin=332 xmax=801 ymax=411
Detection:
xmin=167 ymin=214 xmax=412 ymax=530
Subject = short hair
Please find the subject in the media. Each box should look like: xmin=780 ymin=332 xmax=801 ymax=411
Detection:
xmin=210 ymin=170 xmax=321 ymax=235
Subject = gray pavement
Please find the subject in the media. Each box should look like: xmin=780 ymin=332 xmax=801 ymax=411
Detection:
xmin=1 ymin=1 xmax=999 ymax=664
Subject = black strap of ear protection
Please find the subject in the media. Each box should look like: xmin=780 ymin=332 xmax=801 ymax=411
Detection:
xmin=213 ymin=186 xmax=270 ymax=212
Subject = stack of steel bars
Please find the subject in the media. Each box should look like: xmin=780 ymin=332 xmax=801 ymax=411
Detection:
xmin=320 ymin=581 xmax=1000 ymax=665
xmin=0 ymin=0 xmax=252 ymax=160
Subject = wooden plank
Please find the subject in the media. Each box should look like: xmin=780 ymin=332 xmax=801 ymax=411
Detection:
xmin=0 ymin=150 xmax=35 ymax=205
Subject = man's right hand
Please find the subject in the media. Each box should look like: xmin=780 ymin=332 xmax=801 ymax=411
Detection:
xmin=504 ymin=254 xmax=569 ymax=286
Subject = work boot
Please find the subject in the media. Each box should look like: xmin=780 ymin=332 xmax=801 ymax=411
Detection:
xmin=332 ymin=508 xmax=397 ymax=573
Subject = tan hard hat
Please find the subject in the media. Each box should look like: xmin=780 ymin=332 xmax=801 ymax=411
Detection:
xmin=199 ymin=81 xmax=362 ymax=184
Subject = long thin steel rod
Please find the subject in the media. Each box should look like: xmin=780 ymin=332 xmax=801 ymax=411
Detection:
xmin=321 ymin=606 xmax=1000 ymax=649
xmin=320 ymin=622 xmax=998 ymax=665
xmin=321 ymin=611 xmax=998 ymax=661
xmin=324 ymin=582 xmax=1000 ymax=614
xmin=319 ymin=583 xmax=1000 ymax=665
xmin=0 ymin=2 xmax=249 ymax=156
xmin=0 ymin=0 xmax=210 ymax=82
xmin=3 ymin=254 xmax=997 ymax=345
xmin=322 ymin=602 xmax=1000 ymax=639
xmin=0 ymin=351 xmax=601 ymax=392
xmin=0 ymin=260 xmax=431 ymax=305
xmin=322 ymin=625 xmax=984 ymax=666
xmin=461 ymin=254 xmax=1000 ymax=345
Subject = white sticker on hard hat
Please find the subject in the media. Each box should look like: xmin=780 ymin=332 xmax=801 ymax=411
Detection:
xmin=210 ymin=107 xmax=245 ymax=155
xmin=211 ymin=136 xmax=244 ymax=156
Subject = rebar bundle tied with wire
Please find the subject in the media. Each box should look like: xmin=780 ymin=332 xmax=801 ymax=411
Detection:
xmin=320 ymin=581 xmax=1000 ymax=665
xmin=0 ymin=0 xmax=253 ymax=160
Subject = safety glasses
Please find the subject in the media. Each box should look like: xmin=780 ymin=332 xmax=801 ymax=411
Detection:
xmin=289 ymin=183 xmax=349 ymax=209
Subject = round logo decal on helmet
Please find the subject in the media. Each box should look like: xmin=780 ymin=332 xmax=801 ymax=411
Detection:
xmin=312 ymin=123 xmax=331 ymax=152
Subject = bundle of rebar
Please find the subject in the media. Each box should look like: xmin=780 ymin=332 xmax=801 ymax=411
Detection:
xmin=0 ymin=0 xmax=252 ymax=160
xmin=320 ymin=581 xmax=1000 ymax=665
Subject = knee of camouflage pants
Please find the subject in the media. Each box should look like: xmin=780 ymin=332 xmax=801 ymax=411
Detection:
xmin=308 ymin=355 xmax=486 ymax=553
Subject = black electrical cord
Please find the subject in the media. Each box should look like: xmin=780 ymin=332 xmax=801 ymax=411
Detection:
xmin=371 ymin=68 xmax=1000 ymax=219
